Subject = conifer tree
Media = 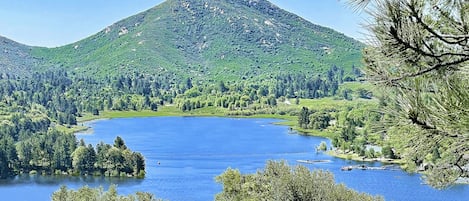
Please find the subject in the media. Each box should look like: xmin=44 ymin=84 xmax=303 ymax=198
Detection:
xmin=350 ymin=0 xmax=469 ymax=188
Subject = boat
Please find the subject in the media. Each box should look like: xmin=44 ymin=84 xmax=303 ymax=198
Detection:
xmin=341 ymin=166 xmax=353 ymax=171
xmin=297 ymin=159 xmax=331 ymax=164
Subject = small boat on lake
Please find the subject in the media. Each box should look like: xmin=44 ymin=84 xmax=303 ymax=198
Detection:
xmin=297 ymin=159 xmax=331 ymax=164
xmin=341 ymin=166 xmax=353 ymax=171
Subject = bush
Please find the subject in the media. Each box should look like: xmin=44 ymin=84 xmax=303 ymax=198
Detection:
xmin=51 ymin=185 xmax=163 ymax=201
xmin=365 ymin=148 xmax=376 ymax=158
xmin=137 ymin=170 xmax=146 ymax=179
xmin=215 ymin=161 xmax=383 ymax=201
xmin=318 ymin=141 xmax=327 ymax=151
xmin=382 ymin=145 xmax=396 ymax=159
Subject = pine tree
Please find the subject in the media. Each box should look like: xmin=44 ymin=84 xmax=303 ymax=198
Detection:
xmin=350 ymin=0 xmax=469 ymax=188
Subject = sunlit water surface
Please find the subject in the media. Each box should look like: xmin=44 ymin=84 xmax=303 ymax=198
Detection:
xmin=1 ymin=117 xmax=467 ymax=201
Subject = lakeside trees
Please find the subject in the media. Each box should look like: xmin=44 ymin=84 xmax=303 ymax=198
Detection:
xmin=298 ymin=101 xmax=386 ymax=159
xmin=0 ymin=77 xmax=146 ymax=178
xmin=0 ymin=62 xmax=361 ymax=179
xmin=351 ymin=0 xmax=469 ymax=188
xmin=298 ymin=107 xmax=332 ymax=130
xmin=175 ymin=66 xmax=350 ymax=113
xmin=215 ymin=161 xmax=383 ymax=201
xmin=51 ymin=185 xmax=162 ymax=201
xmin=0 ymin=123 xmax=145 ymax=178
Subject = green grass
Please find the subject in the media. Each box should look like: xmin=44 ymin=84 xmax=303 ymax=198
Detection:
xmin=326 ymin=150 xmax=404 ymax=164
xmin=54 ymin=124 xmax=89 ymax=134
xmin=294 ymin=97 xmax=378 ymax=110
xmin=77 ymin=106 xmax=226 ymax=123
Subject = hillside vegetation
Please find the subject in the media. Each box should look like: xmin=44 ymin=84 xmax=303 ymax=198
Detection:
xmin=2 ymin=0 xmax=363 ymax=81
xmin=0 ymin=36 xmax=38 ymax=76
xmin=0 ymin=0 xmax=414 ymax=200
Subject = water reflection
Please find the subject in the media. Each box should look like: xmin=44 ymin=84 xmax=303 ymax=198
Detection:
xmin=0 ymin=174 xmax=143 ymax=187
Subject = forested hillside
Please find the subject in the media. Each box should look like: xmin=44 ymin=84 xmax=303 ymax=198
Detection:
xmin=1 ymin=0 xmax=363 ymax=81
xmin=0 ymin=64 xmax=365 ymax=179
xmin=2 ymin=0 xmax=466 ymax=199
xmin=0 ymin=0 xmax=367 ymax=181
xmin=0 ymin=72 xmax=146 ymax=178
xmin=0 ymin=0 xmax=433 ymax=188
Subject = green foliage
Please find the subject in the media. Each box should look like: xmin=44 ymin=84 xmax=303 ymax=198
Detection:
xmin=296 ymin=95 xmax=389 ymax=161
xmin=365 ymin=148 xmax=375 ymax=159
xmin=381 ymin=145 xmax=396 ymax=159
xmin=92 ymin=140 xmax=146 ymax=178
xmin=0 ymin=65 xmax=371 ymax=180
xmin=215 ymin=161 xmax=383 ymax=201
xmin=0 ymin=73 xmax=146 ymax=178
xmin=114 ymin=136 xmax=127 ymax=150
xmin=71 ymin=145 xmax=95 ymax=174
xmin=340 ymin=119 xmax=357 ymax=142
xmin=318 ymin=141 xmax=328 ymax=151
xmin=356 ymin=88 xmax=372 ymax=99
xmin=352 ymin=0 xmax=469 ymax=188
xmin=51 ymin=185 xmax=163 ymax=201
xmin=0 ymin=0 xmax=363 ymax=82
xmin=174 ymin=66 xmax=347 ymax=114
xmin=0 ymin=37 xmax=38 ymax=76
xmin=298 ymin=107 xmax=311 ymax=129
xmin=309 ymin=111 xmax=331 ymax=130
xmin=298 ymin=107 xmax=332 ymax=130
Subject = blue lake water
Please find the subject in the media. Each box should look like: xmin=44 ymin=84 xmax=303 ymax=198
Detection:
xmin=0 ymin=117 xmax=468 ymax=201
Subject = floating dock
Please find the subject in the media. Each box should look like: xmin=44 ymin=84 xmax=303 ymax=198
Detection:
xmin=341 ymin=164 xmax=400 ymax=171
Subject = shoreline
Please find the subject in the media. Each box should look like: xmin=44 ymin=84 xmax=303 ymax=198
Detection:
xmin=71 ymin=106 xmax=398 ymax=165
xmin=72 ymin=108 xmax=469 ymax=185
xmin=326 ymin=150 xmax=404 ymax=164
xmin=74 ymin=118 xmax=111 ymax=135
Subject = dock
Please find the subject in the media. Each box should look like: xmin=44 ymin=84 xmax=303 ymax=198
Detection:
xmin=341 ymin=164 xmax=400 ymax=171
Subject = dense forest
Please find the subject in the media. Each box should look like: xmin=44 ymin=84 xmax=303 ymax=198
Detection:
xmin=0 ymin=65 xmax=361 ymax=179
xmin=1 ymin=1 xmax=467 ymax=200
xmin=0 ymin=72 xmax=149 ymax=178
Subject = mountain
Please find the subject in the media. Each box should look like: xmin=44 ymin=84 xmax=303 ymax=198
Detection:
xmin=0 ymin=36 xmax=38 ymax=76
xmin=4 ymin=0 xmax=364 ymax=81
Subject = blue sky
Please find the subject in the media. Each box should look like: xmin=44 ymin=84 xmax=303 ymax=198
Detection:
xmin=0 ymin=0 xmax=368 ymax=47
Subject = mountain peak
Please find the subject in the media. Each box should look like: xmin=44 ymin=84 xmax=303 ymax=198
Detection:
xmin=6 ymin=0 xmax=364 ymax=80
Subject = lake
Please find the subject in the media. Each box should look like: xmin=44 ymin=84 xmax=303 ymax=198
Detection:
xmin=0 ymin=117 xmax=468 ymax=200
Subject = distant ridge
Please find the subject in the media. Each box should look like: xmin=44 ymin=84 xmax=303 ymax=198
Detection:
xmin=1 ymin=0 xmax=364 ymax=80
xmin=0 ymin=36 xmax=38 ymax=76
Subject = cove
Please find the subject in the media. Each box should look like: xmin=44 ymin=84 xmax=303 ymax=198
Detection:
xmin=0 ymin=117 xmax=468 ymax=201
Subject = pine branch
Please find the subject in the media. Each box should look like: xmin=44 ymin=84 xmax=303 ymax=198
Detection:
xmin=390 ymin=57 xmax=468 ymax=82
xmin=409 ymin=5 xmax=469 ymax=45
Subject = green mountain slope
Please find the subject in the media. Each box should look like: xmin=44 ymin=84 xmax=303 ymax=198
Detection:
xmin=31 ymin=0 xmax=364 ymax=80
xmin=0 ymin=36 xmax=38 ymax=76
xmin=2 ymin=0 xmax=364 ymax=81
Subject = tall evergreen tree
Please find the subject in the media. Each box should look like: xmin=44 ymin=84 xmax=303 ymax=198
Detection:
xmin=350 ymin=0 xmax=469 ymax=188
